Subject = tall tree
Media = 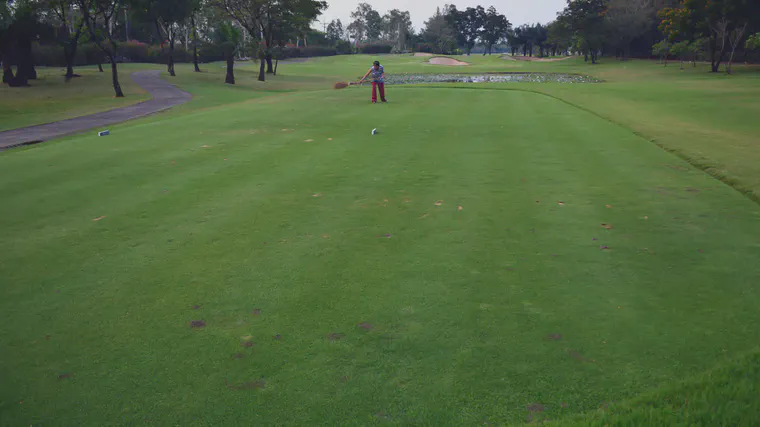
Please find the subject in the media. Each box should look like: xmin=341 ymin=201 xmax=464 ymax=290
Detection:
xmin=2 ymin=0 xmax=45 ymax=86
xmin=349 ymin=3 xmax=381 ymax=43
xmin=447 ymin=5 xmax=485 ymax=55
xmin=0 ymin=0 xmax=14 ymax=83
xmin=131 ymin=0 xmax=194 ymax=76
xmin=364 ymin=8 xmax=382 ymax=40
xmin=75 ymin=0 xmax=125 ymax=96
xmin=661 ymin=0 xmax=760 ymax=73
xmin=505 ymin=28 xmax=520 ymax=56
xmin=325 ymin=18 xmax=343 ymax=44
xmin=514 ymin=24 xmax=532 ymax=55
xmin=479 ymin=6 xmax=510 ymax=55
xmin=383 ymin=9 xmax=412 ymax=51
xmin=190 ymin=0 xmax=202 ymax=71
xmin=46 ymin=0 xmax=86 ymax=80
xmin=263 ymin=0 xmax=325 ymax=71
xmin=213 ymin=20 xmax=239 ymax=83
xmin=605 ymin=0 xmax=654 ymax=60
xmin=533 ymin=23 xmax=548 ymax=56
xmin=422 ymin=6 xmax=455 ymax=54
xmin=560 ymin=0 xmax=609 ymax=63
xmin=211 ymin=0 xmax=325 ymax=81
xmin=546 ymin=17 xmax=573 ymax=56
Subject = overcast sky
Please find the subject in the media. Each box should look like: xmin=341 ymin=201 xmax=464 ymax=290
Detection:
xmin=315 ymin=0 xmax=567 ymax=33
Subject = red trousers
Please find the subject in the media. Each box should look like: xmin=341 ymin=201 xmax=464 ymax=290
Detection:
xmin=372 ymin=82 xmax=386 ymax=102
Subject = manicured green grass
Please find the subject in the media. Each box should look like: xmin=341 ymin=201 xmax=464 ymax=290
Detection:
xmin=556 ymin=348 xmax=760 ymax=426
xmin=8 ymin=56 xmax=759 ymax=204
xmin=0 ymin=65 xmax=155 ymax=131
xmin=3 ymin=78 xmax=760 ymax=424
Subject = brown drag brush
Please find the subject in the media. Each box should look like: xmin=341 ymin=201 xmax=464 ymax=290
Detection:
xmin=334 ymin=81 xmax=358 ymax=89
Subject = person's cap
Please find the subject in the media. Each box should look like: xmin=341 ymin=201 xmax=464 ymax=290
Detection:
xmin=373 ymin=60 xmax=380 ymax=66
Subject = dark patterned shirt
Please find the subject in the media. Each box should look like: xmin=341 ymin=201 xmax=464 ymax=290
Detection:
xmin=370 ymin=65 xmax=384 ymax=83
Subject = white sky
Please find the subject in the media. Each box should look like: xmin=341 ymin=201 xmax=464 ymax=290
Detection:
xmin=314 ymin=0 xmax=567 ymax=33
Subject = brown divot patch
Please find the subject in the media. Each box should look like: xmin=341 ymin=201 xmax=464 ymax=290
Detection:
xmin=358 ymin=322 xmax=373 ymax=330
xmin=567 ymin=349 xmax=595 ymax=363
xmin=189 ymin=320 xmax=206 ymax=328
xmin=328 ymin=333 xmax=345 ymax=341
xmin=527 ymin=403 xmax=545 ymax=412
xmin=546 ymin=333 xmax=563 ymax=341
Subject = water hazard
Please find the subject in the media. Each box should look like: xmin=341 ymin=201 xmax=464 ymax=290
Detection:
xmin=385 ymin=73 xmax=601 ymax=85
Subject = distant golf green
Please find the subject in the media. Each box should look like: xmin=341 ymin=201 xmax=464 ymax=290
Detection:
xmin=2 ymin=55 xmax=760 ymax=425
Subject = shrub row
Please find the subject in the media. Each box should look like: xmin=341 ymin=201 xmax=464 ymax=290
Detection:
xmin=32 ymin=42 xmax=345 ymax=66
xmin=33 ymin=42 xmax=225 ymax=66
xmin=274 ymin=46 xmax=338 ymax=59
xmin=359 ymin=44 xmax=393 ymax=54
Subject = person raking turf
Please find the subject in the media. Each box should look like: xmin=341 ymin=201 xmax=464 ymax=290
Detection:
xmin=359 ymin=60 xmax=387 ymax=103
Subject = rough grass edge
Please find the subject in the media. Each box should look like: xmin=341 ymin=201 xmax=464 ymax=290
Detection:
xmin=542 ymin=348 xmax=760 ymax=426
xmin=395 ymin=85 xmax=760 ymax=206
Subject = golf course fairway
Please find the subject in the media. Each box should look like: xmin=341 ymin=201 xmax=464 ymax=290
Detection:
xmin=2 ymin=60 xmax=760 ymax=425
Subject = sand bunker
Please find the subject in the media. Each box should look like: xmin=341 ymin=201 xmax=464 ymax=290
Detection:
xmin=414 ymin=52 xmax=434 ymax=57
xmin=501 ymin=55 xmax=573 ymax=62
xmin=428 ymin=56 xmax=469 ymax=66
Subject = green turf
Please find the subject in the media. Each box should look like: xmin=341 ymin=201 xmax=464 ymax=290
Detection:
xmin=556 ymin=348 xmax=760 ymax=426
xmin=3 ymin=71 xmax=760 ymax=424
xmin=0 ymin=65 xmax=154 ymax=131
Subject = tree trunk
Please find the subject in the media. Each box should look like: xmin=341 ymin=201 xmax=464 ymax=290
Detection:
xmin=273 ymin=59 xmax=278 ymax=75
xmin=64 ymin=41 xmax=79 ymax=81
xmin=168 ymin=36 xmax=176 ymax=77
xmin=709 ymin=34 xmax=727 ymax=73
xmin=8 ymin=65 xmax=28 ymax=87
xmin=17 ymin=39 xmax=36 ymax=80
xmin=726 ymin=24 xmax=748 ymax=75
xmin=225 ymin=56 xmax=235 ymax=84
xmin=258 ymin=58 xmax=266 ymax=81
xmin=2 ymin=49 xmax=14 ymax=83
xmin=98 ymin=63 xmax=104 ymax=72
xmin=266 ymin=52 xmax=273 ymax=73
xmin=110 ymin=58 xmax=124 ymax=97
xmin=65 ymin=60 xmax=75 ymax=81
xmin=3 ymin=62 xmax=14 ymax=84
xmin=709 ymin=37 xmax=717 ymax=71
xmin=192 ymin=16 xmax=200 ymax=72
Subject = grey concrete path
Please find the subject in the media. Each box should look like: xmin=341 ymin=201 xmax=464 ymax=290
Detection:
xmin=0 ymin=70 xmax=192 ymax=150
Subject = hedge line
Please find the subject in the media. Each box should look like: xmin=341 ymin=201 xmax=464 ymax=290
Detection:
xmin=31 ymin=42 xmax=346 ymax=67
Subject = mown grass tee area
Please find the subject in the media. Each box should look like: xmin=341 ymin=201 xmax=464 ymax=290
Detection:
xmin=2 ymin=55 xmax=760 ymax=425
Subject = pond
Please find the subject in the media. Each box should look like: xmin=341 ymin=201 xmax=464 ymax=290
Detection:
xmin=385 ymin=73 xmax=602 ymax=85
